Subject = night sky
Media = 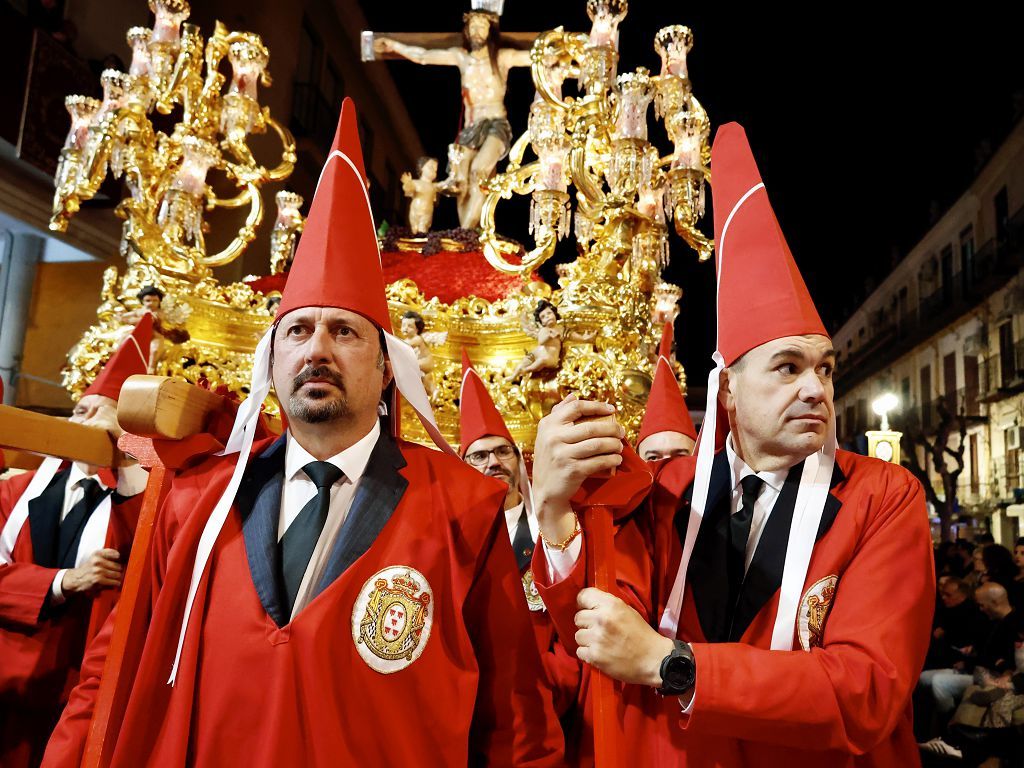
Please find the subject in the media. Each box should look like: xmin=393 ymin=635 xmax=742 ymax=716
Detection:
xmin=358 ymin=3 xmax=1024 ymax=385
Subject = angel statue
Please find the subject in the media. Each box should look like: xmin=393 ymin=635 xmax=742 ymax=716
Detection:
xmin=400 ymin=310 xmax=447 ymax=398
xmin=116 ymin=285 xmax=191 ymax=370
xmin=401 ymin=157 xmax=441 ymax=234
xmin=505 ymin=299 xmax=596 ymax=382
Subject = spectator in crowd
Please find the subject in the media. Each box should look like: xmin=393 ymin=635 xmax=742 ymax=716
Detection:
xmin=980 ymin=543 xmax=1024 ymax=609
xmin=919 ymin=582 xmax=1023 ymax=761
xmin=927 ymin=577 xmax=984 ymax=670
xmin=919 ymin=582 xmax=1020 ymax=716
xmin=935 ymin=541 xmax=962 ymax=578
xmin=965 ymin=543 xmax=986 ymax=591
xmin=1014 ymin=536 xmax=1024 ymax=584
xmin=954 ymin=540 xmax=976 ymax=578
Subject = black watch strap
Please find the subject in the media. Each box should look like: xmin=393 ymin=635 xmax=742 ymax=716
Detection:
xmin=656 ymin=639 xmax=696 ymax=697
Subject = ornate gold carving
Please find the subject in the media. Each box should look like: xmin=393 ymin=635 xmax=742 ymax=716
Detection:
xmin=54 ymin=2 xmax=298 ymax=404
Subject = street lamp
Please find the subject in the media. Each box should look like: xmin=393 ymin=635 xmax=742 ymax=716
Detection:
xmin=872 ymin=393 xmax=898 ymax=431
xmin=868 ymin=392 xmax=902 ymax=464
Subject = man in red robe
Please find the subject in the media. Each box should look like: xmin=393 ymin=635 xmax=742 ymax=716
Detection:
xmin=458 ymin=350 xmax=581 ymax=723
xmin=529 ymin=124 xmax=935 ymax=766
xmin=43 ymin=99 xmax=563 ymax=768
xmin=1 ymin=316 xmax=151 ymax=768
xmin=636 ymin=323 xmax=698 ymax=462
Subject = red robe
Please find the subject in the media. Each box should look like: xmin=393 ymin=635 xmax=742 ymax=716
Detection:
xmin=44 ymin=434 xmax=564 ymax=767
xmin=518 ymin=529 xmax=582 ymax=726
xmin=535 ymin=448 xmax=935 ymax=767
xmin=0 ymin=469 xmax=141 ymax=768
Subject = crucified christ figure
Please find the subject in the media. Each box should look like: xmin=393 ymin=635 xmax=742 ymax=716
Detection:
xmin=374 ymin=11 xmax=531 ymax=231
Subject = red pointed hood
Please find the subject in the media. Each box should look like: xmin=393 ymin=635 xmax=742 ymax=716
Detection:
xmin=276 ymin=97 xmax=389 ymax=331
xmin=83 ymin=313 xmax=153 ymax=401
xmin=637 ymin=323 xmax=696 ymax=446
xmin=459 ymin=349 xmax=514 ymax=455
xmin=712 ymin=123 xmax=827 ymax=366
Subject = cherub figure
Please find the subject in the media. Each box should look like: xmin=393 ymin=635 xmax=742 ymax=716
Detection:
xmin=506 ymin=300 xmax=596 ymax=382
xmin=117 ymin=285 xmax=190 ymax=370
xmin=401 ymin=157 xmax=441 ymax=234
xmin=400 ymin=310 xmax=447 ymax=397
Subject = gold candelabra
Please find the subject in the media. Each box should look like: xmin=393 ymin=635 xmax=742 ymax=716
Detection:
xmin=53 ymin=0 xmax=303 ymax=400
xmin=392 ymin=0 xmax=710 ymax=448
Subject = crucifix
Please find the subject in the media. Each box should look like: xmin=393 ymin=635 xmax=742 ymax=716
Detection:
xmin=362 ymin=0 xmax=540 ymax=231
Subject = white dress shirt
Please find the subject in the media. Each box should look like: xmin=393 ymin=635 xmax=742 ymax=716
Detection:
xmin=724 ymin=436 xmax=791 ymax=574
xmin=281 ymin=420 xmax=380 ymax=620
xmin=50 ymin=465 xmax=113 ymax=604
xmin=503 ymin=500 xmax=539 ymax=545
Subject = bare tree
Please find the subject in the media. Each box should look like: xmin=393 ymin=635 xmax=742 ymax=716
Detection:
xmin=898 ymin=398 xmax=967 ymax=542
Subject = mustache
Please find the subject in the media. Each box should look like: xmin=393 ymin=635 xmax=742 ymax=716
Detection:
xmin=293 ymin=366 xmax=345 ymax=393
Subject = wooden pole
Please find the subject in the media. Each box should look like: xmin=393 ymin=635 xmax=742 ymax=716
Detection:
xmin=80 ymin=376 xmax=226 ymax=768
xmin=585 ymin=504 xmax=619 ymax=768
xmin=577 ymin=440 xmax=653 ymax=768
xmin=81 ymin=459 xmax=171 ymax=768
xmin=0 ymin=405 xmax=120 ymax=467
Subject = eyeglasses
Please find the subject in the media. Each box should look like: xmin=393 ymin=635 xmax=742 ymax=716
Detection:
xmin=465 ymin=444 xmax=517 ymax=466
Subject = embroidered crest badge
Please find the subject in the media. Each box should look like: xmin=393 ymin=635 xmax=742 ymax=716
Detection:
xmin=522 ymin=568 xmax=546 ymax=612
xmin=352 ymin=566 xmax=433 ymax=674
xmin=797 ymin=574 xmax=838 ymax=651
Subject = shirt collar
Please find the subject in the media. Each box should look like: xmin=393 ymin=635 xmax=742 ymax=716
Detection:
xmin=725 ymin=434 xmax=793 ymax=494
xmin=67 ymin=463 xmax=112 ymax=491
xmin=503 ymin=499 xmax=525 ymax=528
xmin=285 ymin=420 xmax=381 ymax=486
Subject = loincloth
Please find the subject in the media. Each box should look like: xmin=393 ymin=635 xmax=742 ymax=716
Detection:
xmin=455 ymin=117 xmax=513 ymax=159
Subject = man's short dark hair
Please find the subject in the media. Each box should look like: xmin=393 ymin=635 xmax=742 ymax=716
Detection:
xmin=137 ymin=285 xmax=165 ymax=302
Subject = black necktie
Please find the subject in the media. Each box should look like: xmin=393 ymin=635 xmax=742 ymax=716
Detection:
xmin=281 ymin=461 xmax=344 ymax=616
xmin=58 ymin=478 xmax=107 ymax=568
xmin=511 ymin=508 xmax=534 ymax=572
xmin=728 ymin=475 xmax=764 ymax=609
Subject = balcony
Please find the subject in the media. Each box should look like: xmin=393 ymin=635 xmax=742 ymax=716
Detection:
xmin=835 ymin=206 xmax=1024 ymax=396
xmin=979 ymin=341 xmax=1024 ymax=401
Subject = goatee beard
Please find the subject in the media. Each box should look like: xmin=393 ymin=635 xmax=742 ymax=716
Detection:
xmin=289 ymin=366 xmax=350 ymax=424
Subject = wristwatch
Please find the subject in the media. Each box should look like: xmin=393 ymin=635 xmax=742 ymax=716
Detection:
xmin=656 ymin=639 xmax=696 ymax=697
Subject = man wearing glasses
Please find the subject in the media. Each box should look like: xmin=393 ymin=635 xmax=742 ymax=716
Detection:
xmin=459 ymin=351 xmax=535 ymax=573
xmin=458 ymin=350 xmax=581 ymax=728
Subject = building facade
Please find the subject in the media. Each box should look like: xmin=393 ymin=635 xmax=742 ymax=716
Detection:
xmin=834 ymin=118 xmax=1024 ymax=544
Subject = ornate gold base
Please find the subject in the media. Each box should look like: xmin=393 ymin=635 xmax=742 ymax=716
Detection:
xmin=64 ymin=265 xmax=276 ymax=409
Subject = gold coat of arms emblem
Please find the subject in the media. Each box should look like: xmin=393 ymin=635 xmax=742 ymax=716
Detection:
xmin=521 ymin=568 xmax=546 ymax=612
xmin=797 ymin=574 xmax=838 ymax=651
xmin=351 ymin=566 xmax=433 ymax=674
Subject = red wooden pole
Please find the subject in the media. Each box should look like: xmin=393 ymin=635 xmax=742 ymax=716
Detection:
xmin=80 ymin=430 xmax=226 ymax=768
xmin=585 ymin=504 xmax=619 ymax=768
xmin=81 ymin=462 xmax=171 ymax=768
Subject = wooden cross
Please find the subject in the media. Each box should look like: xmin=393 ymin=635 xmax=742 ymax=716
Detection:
xmin=360 ymin=30 xmax=539 ymax=62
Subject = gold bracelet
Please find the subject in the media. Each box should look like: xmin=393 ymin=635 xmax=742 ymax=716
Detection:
xmin=539 ymin=512 xmax=582 ymax=551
